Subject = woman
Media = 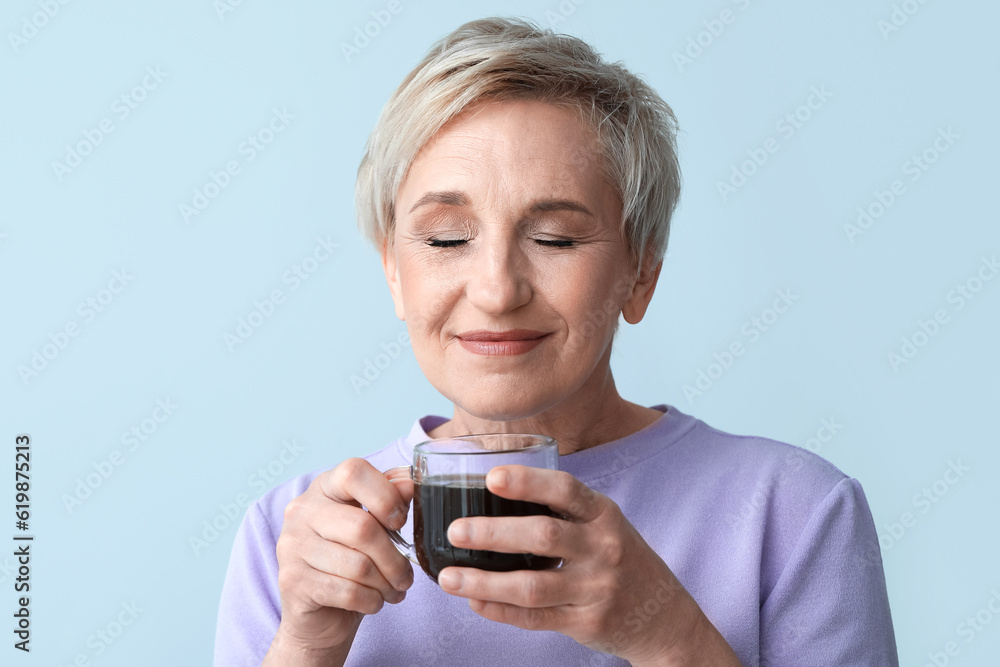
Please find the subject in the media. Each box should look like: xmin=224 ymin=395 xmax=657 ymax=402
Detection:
xmin=215 ymin=17 xmax=898 ymax=666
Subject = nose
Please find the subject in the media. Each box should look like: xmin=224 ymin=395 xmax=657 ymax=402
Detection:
xmin=465 ymin=234 xmax=532 ymax=316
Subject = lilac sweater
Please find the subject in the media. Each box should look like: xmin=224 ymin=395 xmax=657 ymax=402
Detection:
xmin=214 ymin=406 xmax=898 ymax=666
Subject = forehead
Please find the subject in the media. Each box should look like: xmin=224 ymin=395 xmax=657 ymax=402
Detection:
xmin=397 ymin=99 xmax=610 ymax=210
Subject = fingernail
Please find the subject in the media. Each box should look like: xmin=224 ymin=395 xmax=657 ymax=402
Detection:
xmin=388 ymin=507 xmax=406 ymax=530
xmin=390 ymin=589 xmax=406 ymax=604
xmin=438 ymin=569 xmax=463 ymax=590
xmin=490 ymin=468 xmax=510 ymax=489
xmin=448 ymin=521 xmax=471 ymax=544
xmin=394 ymin=569 xmax=413 ymax=592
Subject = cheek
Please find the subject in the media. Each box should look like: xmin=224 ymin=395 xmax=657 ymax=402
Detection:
xmin=551 ymin=273 xmax=625 ymax=352
xmin=397 ymin=256 xmax=456 ymax=334
xmin=571 ymin=297 xmax=621 ymax=350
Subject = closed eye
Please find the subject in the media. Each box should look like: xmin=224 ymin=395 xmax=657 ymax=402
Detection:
xmin=535 ymin=238 xmax=575 ymax=248
xmin=427 ymin=239 xmax=468 ymax=248
xmin=427 ymin=238 xmax=574 ymax=248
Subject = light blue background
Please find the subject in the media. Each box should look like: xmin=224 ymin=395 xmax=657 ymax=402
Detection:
xmin=2 ymin=0 xmax=998 ymax=664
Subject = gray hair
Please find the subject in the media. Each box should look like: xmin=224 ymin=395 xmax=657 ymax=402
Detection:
xmin=355 ymin=16 xmax=681 ymax=270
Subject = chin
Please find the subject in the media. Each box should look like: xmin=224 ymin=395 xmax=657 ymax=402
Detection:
xmin=444 ymin=380 xmax=564 ymax=425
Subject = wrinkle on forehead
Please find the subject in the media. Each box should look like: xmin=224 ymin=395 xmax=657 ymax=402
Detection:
xmin=396 ymin=99 xmax=617 ymax=229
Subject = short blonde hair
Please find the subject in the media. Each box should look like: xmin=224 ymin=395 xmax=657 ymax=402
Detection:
xmin=355 ymin=16 xmax=681 ymax=269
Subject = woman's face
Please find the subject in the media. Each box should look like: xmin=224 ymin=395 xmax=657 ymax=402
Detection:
xmin=383 ymin=99 xmax=659 ymax=421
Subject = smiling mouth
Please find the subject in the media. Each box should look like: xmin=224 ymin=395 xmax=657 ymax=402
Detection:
xmin=456 ymin=330 xmax=549 ymax=356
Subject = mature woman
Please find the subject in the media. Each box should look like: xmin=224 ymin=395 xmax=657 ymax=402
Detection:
xmin=215 ymin=17 xmax=897 ymax=666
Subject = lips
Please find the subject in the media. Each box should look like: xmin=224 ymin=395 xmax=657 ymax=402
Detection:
xmin=458 ymin=329 xmax=546 ymax=342
xmin=456 ymin=330 xmax=548 ymax=356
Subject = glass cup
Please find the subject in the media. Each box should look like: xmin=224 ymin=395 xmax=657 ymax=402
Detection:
xmin=384 ymin=433 xmax=561 ymax=583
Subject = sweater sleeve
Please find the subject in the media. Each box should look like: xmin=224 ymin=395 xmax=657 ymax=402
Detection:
xmin=759 ymin=478 xmax=898 ymax=666
xmin=213 ymin=501 xmax=282 ymax=666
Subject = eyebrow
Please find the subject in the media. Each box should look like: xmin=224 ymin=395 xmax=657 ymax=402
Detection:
xmin=408 ymin=190 xmax=593 ymax=218
xmin=408 ymin=191 xmax=470 ymax=213
xmin=529 ymin=199 xmax=594 ymax=218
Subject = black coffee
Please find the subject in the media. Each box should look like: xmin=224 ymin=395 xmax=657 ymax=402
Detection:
xmin=413 ymin=475 xmax=561 ymax=582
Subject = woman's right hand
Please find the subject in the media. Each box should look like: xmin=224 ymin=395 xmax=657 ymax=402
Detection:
xmin=263 ymin=458 xmax=415 ymax=666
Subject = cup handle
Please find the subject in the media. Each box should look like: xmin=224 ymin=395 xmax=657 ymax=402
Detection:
xmin=383 ymin=466 xmax=418 ymax=564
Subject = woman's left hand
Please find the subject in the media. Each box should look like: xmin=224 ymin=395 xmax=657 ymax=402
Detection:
xmin=437 ymin=465 xmax=741 ymax=666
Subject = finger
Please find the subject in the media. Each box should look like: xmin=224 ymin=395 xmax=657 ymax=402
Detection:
xmin=448 ymin=514 xmax=577 ymax=558
xmin=317 ymin=458 xmax=411 ymax=531
xmin=283 ymin=562 xmax=389 ymax=616
xmin=300 ymin=533 xmax=408 ymax=604
xmin=313 ymin=502 xmax=415 ymax=593
xmin=384 ymin=466 xmax=415 ymax=507
xmin=486 ymin=466 xmax=606 ymax=522
xmin=468 ymin=598 xmax=566 ymax=633
xmin=437 ymin=567 xmax=573 ymax=608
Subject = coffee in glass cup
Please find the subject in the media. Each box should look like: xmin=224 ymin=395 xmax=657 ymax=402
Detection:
xmin=384 ymin=433 xmax=561 ymax=582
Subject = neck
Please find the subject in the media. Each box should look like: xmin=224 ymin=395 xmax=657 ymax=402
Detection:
xmin=427 ymin=367 xmax=663 ymax=455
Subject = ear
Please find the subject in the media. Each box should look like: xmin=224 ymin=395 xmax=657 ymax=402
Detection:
xmin=621 ymin=255 xmax=662 ymax=325
xmin=380 ymin=239 xmax=406 ymax=321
